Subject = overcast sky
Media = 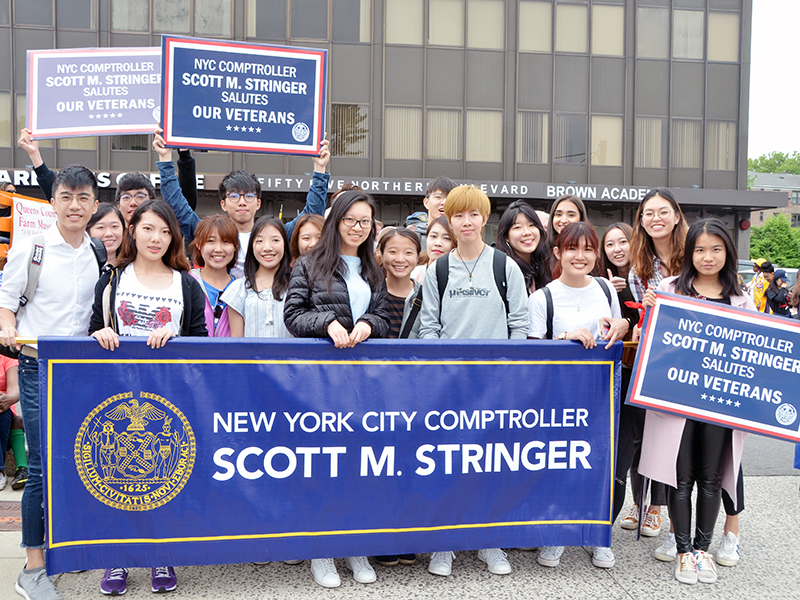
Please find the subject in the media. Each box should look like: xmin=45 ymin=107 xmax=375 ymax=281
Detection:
xmin=747 ymin=1 xmax=800 ymax=158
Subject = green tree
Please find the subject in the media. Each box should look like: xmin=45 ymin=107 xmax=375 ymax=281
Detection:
xmin=748 ymin=151 xmax=800 ymax=174
xmin=750 ymin=215 xmax=800 ymax=268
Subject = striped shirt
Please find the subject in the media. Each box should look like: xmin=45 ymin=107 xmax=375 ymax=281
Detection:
xmin=386 ymin=293 xmax=406 ymax=339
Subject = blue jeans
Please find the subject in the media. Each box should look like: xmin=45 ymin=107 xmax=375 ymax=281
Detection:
xmin=18 ymin=354 xmax=44 ymax=549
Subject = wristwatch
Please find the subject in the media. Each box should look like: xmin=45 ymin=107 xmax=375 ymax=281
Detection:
xmin=557 ymin=332 xmax=568 ymax=340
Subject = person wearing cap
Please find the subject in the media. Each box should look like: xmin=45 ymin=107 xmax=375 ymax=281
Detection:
xmin=766 ymin=268 xmax=792 ymax=317
xmin=756 ymin=261 xmax=774 ymax=312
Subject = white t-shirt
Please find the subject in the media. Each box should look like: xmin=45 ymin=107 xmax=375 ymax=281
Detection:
xmin=232 ymin=232 xmax=251 ymax=279
xmin=115 ymin=264 xmax=184 ymax=336
xmin=528 ymin=278 xmax=621 ymax=340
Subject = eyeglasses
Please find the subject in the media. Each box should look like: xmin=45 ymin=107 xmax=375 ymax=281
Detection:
xmin=428 ymin=193 xmax=447 ymax=201
xmin=213 ymin=302 xmax=224 ymax=320
xmin=119 ymin=193 xmax=150 ymax=202
xmin=226 ymin=192 xmax=259 ymax=203
xmin=642 ymin=209 xmax=674 ymax=220
xmin=341 ymin=217 xmax=373 ymax=229
xmin=55 ymin=193 xmax=95 ymax=206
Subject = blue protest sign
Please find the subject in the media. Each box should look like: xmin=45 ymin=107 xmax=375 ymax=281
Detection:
xmin=40 ymin=338 xmax=619 ymax=574
xmin=27 ymin=47 xmax=161 ymax=138
xmin=629 ymin=291 xmax=800 ymax=442
xmin=160 ymin=36 xmax=327 ymax=155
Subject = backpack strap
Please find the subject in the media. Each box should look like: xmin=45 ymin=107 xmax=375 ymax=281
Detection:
xmin=89 ymin=236 xmax=107 ymax=271
xmin=543 ymin=286 xmax=554 ymax=340
xmin=399 ymin=287 xmax=423 ymax=339
xmin=17 ymin=233 xmax=46 ymax=325
xmin=492 ymin=248 xmax=509 ymax=316
xmin=594 ymin=277 xmax=613 ymax=308
xmin=436 ymin=252 xmax=449 ymax=320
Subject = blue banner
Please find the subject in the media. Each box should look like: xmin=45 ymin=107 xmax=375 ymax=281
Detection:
xmin=40 ymin=339 xmax=620 ymax=574
xmin=160 ymin=35 xmax=327 ymax=155
xmin=629 ymin=291 xmax=800 ymax=442
xmin=27 ymin=47 xmax=161 ymax=139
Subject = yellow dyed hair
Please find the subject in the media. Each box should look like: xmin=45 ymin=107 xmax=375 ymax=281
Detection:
xmin=444 ymin=185 xmax=491 ymax=220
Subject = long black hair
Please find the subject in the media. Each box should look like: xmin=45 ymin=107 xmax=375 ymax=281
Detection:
xmin=675 ymin=218 xmax=739 ymax=300
xmin=496 ymin=200 xmax=551 ymax=292
xmin=244 ymin=216 xmax=292 ymax=300
xmin=546 ymin=194 xmax=587 ymax=248
xmin=306 ymin=190 xmax=384 ymax=292
xmin=117 ymin=200 xmax=190 ymax=273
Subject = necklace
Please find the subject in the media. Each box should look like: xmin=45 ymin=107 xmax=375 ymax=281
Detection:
xmin=455 ymin=245 xmax=486 ymax=287
xmin=563 ymin=277 xmax=590 ymax=312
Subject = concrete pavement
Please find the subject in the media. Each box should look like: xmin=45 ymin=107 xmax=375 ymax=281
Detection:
xmin=0 ymin=444 xmax=798 ymax=599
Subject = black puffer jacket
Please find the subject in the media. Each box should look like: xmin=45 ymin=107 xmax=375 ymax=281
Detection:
xmin=284 ymin=255 xmax=390 ymax=338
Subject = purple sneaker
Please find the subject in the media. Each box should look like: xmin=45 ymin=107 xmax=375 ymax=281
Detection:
xmin=100 ymin=568 xmax=128 ymax=595
xmin=151 ymin=566 xmax=177 ymax=593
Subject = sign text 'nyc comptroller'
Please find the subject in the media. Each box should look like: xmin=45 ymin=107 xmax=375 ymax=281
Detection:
xmin=160 ymin=36 xmax=327 ymax=156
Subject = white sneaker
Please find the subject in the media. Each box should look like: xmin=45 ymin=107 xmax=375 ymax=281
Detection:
xmin=310 ymin=558 xmax=341 ymax=588
xmin=0 ymin=472 xmax=6 ymax=491
xmin=620 ymin=504 xmax=639 ymax=530
xmin=693 ymin=550 xmax=718 ymax=583
xmin=592 ymin=546 xmax=615 ymax=568
xmin=428 ymin=551 xmax=455 ymax=576
xmin=477 ymin=548 xmax=511 ymax=575
xmin=655 ymin=532 xmax=677 ymax=562
xmin=537 ymin=546 xmax=564 ymax=567
xmin=715 ymin=532 xmax=740 ymax=567
xmin=675 ymin=552 xmax=698 ymax=585
xmin=345 ymin=556 xmax=376 ymax=584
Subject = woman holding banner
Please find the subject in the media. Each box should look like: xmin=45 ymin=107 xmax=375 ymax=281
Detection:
xmin=639 ymin=218 xmax=751 ymax=585
xmin=627 ymin=189 xmax=688 ymax=538
xmin=284 ymin=190 xmax=390 ymax=588
xmin=527 ymin=221 xmax=628 ymax=569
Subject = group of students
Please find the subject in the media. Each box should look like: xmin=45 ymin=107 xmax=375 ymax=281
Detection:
xmin=0 ymin=127 xmax=751 ymax=598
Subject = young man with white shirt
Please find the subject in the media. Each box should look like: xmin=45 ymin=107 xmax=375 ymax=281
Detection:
xmin=418 ymin=185 xmax=528 ymax=577
xmin=152 ymin=128 xmax=330 ymax=277
xmin=0 ymin=165 xmax=100 ymax=600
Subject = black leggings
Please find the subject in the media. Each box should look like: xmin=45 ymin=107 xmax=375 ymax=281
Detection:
xmin=668 ymin=419 xmax=731 ymax=554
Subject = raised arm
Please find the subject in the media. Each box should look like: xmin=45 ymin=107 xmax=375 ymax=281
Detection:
xmin=153 ymin=128 xmax=200 ymax=240
xmin=284 ymin=138 xmax=330 ymax=240
xmin=18 ymin=128 xmax=55 ymax=200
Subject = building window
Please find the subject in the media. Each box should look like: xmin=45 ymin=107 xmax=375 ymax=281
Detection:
xmin=671 ymin=119 xmax=702 ymax=168
xmin=430 ymin=0 xmax=464 ymax=47
xmin=467 ymin=0 xmax=504 ymax=50
xmin=517 ymin=111 xmax=549 ymax=164
xmin=0 ymin=92 xmax=10 ymax=147
xmin=386 ymin=0 xmax=423 ymax=44
xmin=112 ymin=135 xmax=149 ymax=151
xmin=427 ymin=109 xmax=462 ymax=160
xmin=59 ymin=137 xmax=97 ymax=151
xmin=554 ymin=114 xmax=586 ymax=164
xmin=14 ymin=0 xmax=52 ymax=26
xmin=635 ymin=117 xmax=667 ymax=168
xmin=466 ymin=110 xmax=502 ymax=162
xmin=246 ymin=0 xmax=286 ymax=39
xmin=111 ymin=0 xmax=150 ymax=32
xmin=708 ymin=12 xmax=740 ymax=62
xmin=57 ymin=0 xmax=97 ymax=29
xmin=519 ymin=1 xmax=552 ymax=53
xmin=793 ymin=191 xmax=800 ymax=205
xmin=592 ymin=5 xmax=624 ymax=57
xmin=759 ymin=211 xmax=764 ymax=222
xmin=555 ymin=4 xmax=588 ymax=53
xmin=330 ymin=104 xmax=369 ymax=158
xmin=706 ymin=121 xmax=736 ymax=171
xmin=384 ymin=106 xmax=422 ymax=160
xmin=332 ymin=0 xmax=371 ymax=42
xmin=291 ymin=0 xmax=328 ymax=39
xmin=591 ymin=116 xmax=622 ymax=166
xmin=195 ymin=0 xmax=232 ymax=36
xmin=637 ymin=7 xmax=669 ymax=59
xmin=673 ymin=10 xmax=704 ymax=60
xmin=792 ymin=214 xmax=800 ymax=228
xmin=154 ymin=0 xmax=191 ymax=33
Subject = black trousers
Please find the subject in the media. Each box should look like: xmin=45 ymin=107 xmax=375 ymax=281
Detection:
xmin=668 ymin=419 xmax=731 ymax=554
xmin=613 ymin=367 xmax=667 ymax=523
